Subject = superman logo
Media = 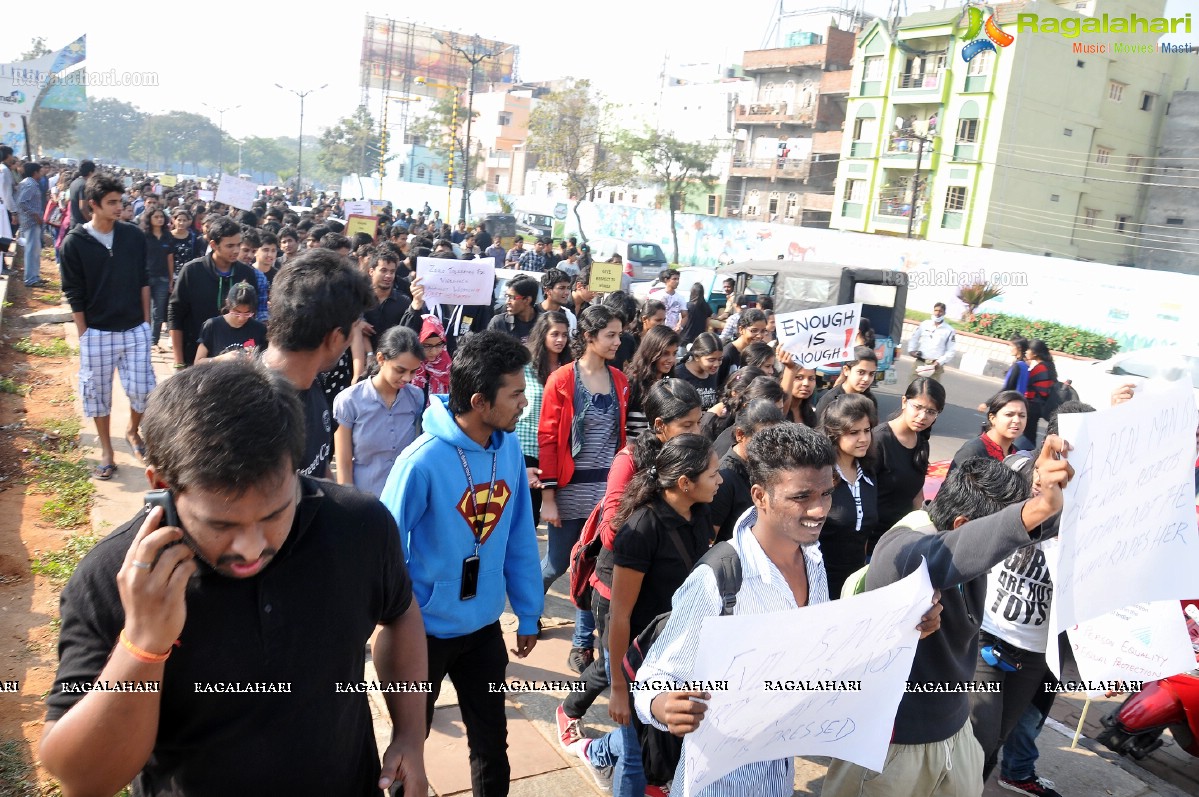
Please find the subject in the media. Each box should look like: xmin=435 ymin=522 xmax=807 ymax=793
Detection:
xmin=455 ymin=480 xmax=512 ymax=544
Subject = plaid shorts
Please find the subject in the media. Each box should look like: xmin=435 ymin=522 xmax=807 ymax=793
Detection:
xmin=79 ymin=323 xmax=156 ymax=418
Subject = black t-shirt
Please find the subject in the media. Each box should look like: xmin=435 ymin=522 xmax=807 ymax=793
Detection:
xmin=673 ymin=362 xmax=719 ymax=410
xmin=821 ymin=467 xmax=879 ymax=596
xmin=711 ymin=449 xmax=751 ymax=542
xmin=145 ymin=231 xmax=173 ymax=281
xmin=612 ymin=332 xmax=637 ymax=372
xmin=46 ymin=478 xmax=413 ymax=796
xmin=679 ymin=299 xmax=711 ymax=345
xmin=198 ymin=315 xmax=268 ymax=357
xmin=814 ymin=384 xmax=878 ymax=423
xmin=364 ymin=290 xmax=412 ymax=352
xmin=68 ymin=176 xmax=87 ymax=227
xmin=169 ymin=232 xmax=200 ymax=278
xmin=487 ymin=311 xmax=539 ymax=345
xmin=299 ymin=383 xmax=332 ymax=478
xmin=613 ymin=499 xmax=712 ymax=636
xmin=871 ymin=422 xmax=928 ymax=537
xmin=717 ymin=342 xmax=742 ymax=387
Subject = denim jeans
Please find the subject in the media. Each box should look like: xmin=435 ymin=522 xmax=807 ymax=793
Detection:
xmin=149 ymin=276 xmax=170 ymax=345
xmin=541 ymin=516 xmax=596 ymax=650
xmin=585 ymin=650 xmax=647 ymax=796
xmin=21 ymin=222 xmax=40 ymax=285
xmin=1000 ymin=701 xmax=1046 ymax=782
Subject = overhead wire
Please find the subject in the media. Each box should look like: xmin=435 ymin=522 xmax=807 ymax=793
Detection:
xmin=985 ymin=205 xmax=1199 ymax=247
xmin=988 ymin=200 xmax=1199 ymax=237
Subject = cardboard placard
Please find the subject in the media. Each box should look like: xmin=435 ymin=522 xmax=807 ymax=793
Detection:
xmin=588 ymin=261 xmax=623 ymax=293
xmin=345 ymin=215 xmax=377 ymax=241
xmin=417 ymin=256 xmax=496 ymax=307
xmin=214 ymin=174 xmax=258 ymax=211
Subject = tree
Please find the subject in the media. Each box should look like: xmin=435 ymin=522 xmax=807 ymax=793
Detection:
xmin=19 ymin=37 xmax=78 ymax=154
xmin=526 ymin=79 xmax=634 ymax=241
xmin=618 ymin=129 xmax=719 ymax=264
xmin=317 ymin=106 xmax=381 ymax=181
xmin=73 ymin=98 xmax=145 ymax=163
xmin=235 ymin=137 xmax=293 ymax=182
xmin=128 ymin=111 xmax=221 ymax=173
xmin=407 ymin=94 xmax=479 ymax=187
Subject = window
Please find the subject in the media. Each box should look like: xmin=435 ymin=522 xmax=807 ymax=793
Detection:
xmin=1140 ymin=92 xmax=1156 ymax=111
xmin=761 ymin=82 xmax=775 ymax=101
xmin=768 ymin=192 xmax=780 ymax=216
xmin=1126 ymin=155 xmax=1141 ymax=172
xmin=707 ymin=194 xmax=719 ymax=215
xmin=862 ymin=56 xmax=884 ymax=81
xmin=416 ymin=165 xmax=426 ymax=179
xmin=1084 ymin=208 xmax=1099 ymax=227
xmin=966 ymin=49 xmax=992 ymax=75
xmin=945 ymin=186 xmax=968 ymax=211
xmin=1108 ymin=81 xmax=1125 ymax=102
xmin=1075 ymin=1 xmax=1088 ymax=8
xmin=1063 ymin=128 xmax=1073 ymax=137
xmin=1166 ymin=218 xmax=1184 ymax=225
xmin=745 ymin=189 xmax=760 ymax=217
xmin=1050 ymin=194 xmax=1060 ymax=202
xmin=1115 ymin=215 xmax=1130 ymax=233
xmin=631 ymin=194 xmax=639 ymax=204
xmin=846 ymin=179 xmax=866 ymax=202
xmin=497 ymin=112 xmax=512 ymax=125
xmin=852 ymin=117 xmax=868 ymax=140
xmin=785 ymin=192 xmax=799 ymax=218
xmin=1095 ymin=147 xmax=1112 ymax=165
xmin=956 ymin=118 xmax=979 ymax=143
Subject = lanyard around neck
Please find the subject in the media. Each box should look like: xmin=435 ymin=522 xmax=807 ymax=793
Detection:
xmin=455 ymin=446 xmax=497 ymax=552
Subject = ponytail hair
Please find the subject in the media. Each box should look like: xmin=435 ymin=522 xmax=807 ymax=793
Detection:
xmin=1028 ymin=339 xmax=1057 ymax=381
xmin=686 ymin=332 xmax=722 ymax=361
xmin=613 ymin=433 xmax=713 ymax=530
xmin=629 ymin=379 xmax=704 ymax=469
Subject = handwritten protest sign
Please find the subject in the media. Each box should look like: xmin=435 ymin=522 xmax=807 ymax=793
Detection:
xmin=158 ymin=175 xmax=177 ymax=188
xmin=589 ymin=261 xmax=623 ymax=293
xmin=681 ymin=563 xmax=932 ymax=795
xmin=343 ymin=199 xmax=371 ymax=217
xmin=196 ymin=190 xmax=214 ymax=202
xmin=345 ymin=215 xmax=376 ymax=241
xmin=1045 ymin=382 xmax=1199 ymax=678
xmin=417 ymin=257 xmax=495 ymax=307
xmin=1067 ymin=600 xmax=1195 ymax=694
xmin=775 ymin=303 xmax=862 ymax=368
xmin=369 ymin=199 xmax=390 ymax=215
xmin=214 ymin=174 xmax=258 ymax=211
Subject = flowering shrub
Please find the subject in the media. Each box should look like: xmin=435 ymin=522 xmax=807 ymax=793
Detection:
xmin=965 ymin=313 xmax=1120 ymax=359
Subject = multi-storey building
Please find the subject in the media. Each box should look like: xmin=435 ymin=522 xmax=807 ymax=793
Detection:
xmin=830 ymin=0 xmax=1198 ymax=264
xmin=725 ymin=25 xmax=855 ymax=227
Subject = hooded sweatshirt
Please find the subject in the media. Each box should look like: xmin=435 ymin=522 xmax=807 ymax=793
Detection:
xmin=381 ymin=396 xmax=543 ymax=639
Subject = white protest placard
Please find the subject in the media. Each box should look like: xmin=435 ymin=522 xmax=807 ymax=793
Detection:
xmin=195 ymin=190 xmax=214 ymax=202
xmin=343 ymin=199 xmax=371 ymax=217
xmin=214 ymin=174 xmax=258 ymax=211
xmin=417 ymin=256 xmax=496 ymax=307
xmin=1067 ymin=600 xmax=1194 ymax=694
xmin=775 ymin=303 xmax=862 ymax=368
xmin=682 ymin=563 xmax=932 ymax=795
xmin=1045 ymin=381 xmax=1199 ymax=678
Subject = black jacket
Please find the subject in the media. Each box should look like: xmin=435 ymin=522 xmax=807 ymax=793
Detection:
xmin=61 ymin=222 xmax=149 ymax=331
xmin=167 ymin=253 xmax=260 ymax=365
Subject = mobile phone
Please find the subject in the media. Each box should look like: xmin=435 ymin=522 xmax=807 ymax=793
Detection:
xmin=144 ymin=489 xmax=180 ymax=528
xmin=460 ymin=555 xmax=480 ymax=601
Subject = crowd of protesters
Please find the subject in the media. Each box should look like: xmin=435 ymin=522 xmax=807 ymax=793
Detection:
xmin=29 ymin=163 xmax=1198 ymax=797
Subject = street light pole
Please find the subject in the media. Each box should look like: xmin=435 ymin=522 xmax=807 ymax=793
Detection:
xmin=275 ymin=83 xmax=328 ymax=193
xmin=436 ymin=34 xmax=514 ymax=222
xmin=201 ymin=102 xmax=241 ymax=176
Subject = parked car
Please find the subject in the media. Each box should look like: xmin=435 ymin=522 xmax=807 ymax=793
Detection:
xmin=514 ymin=209 xmax=554 ymax=239
xmin=1055 ymin=346 xmax=1199 ymax=411
xmin=587 ymin=238 xmax=669 ymax=281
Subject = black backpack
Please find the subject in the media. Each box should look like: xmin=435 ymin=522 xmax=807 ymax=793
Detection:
xmin=620 ymin=541 xmax=743 ymax=786
xmin=1042 ymin=379 xmax=1079 ymax=419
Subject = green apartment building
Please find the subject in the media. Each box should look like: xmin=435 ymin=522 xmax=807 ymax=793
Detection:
xmin=830 ymin=0 xmax=1198 ymax=265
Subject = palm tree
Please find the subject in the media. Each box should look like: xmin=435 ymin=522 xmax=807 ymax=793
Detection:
xmin=957 ymin=281 xmax=1004 ymax=322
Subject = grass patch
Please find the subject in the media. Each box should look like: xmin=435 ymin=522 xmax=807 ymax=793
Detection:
xmin=0 ymin=377 xmax=30 ymax=396
xmin=28 ymin=455 xmax=95 ymax=529
xmin=0 ymin=740 xmax=40 ymax=797
xmin=31 ymin=532 xmax=100 ymax=583
xmin=41 ymin=417 xmax=81 ymax=440
xmin=13 ymin=337 xmax=74 ymax=358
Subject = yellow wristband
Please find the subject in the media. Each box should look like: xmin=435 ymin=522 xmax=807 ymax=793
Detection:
xmin=119 ymin=629 xmax=171 ymax=663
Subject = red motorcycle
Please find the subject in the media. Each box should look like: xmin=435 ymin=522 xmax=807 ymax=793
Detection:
xmin=1097 ymin=600 xmax=1199 ymax=760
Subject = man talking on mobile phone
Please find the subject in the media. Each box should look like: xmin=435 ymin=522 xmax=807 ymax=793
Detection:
xmin=40 ymin=360 xmax=429 ymax=796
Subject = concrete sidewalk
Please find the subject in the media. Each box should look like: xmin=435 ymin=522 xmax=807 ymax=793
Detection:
xmin=71 ymin=325 xmax=1190 ymax=797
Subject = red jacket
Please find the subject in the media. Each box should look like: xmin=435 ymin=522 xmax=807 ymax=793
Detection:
xmin=538 ymin=362 xmax=628 ymax=490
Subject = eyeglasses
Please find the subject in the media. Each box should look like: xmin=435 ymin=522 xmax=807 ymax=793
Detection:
xmin=907 ymin=402 xmax=940 ymax=417
xmin=422 ymin=341 xmax=446 ymax=352
xmin=229 ymin=310 xmax=254 ymax=318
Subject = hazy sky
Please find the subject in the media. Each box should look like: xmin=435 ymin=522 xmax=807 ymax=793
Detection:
xmin=0 ymin=0 xmax=1192 ymax=142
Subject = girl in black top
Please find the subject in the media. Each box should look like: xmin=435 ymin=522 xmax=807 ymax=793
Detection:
xmin=710 ymin=372 xmax=785 ymax=456
xmin=949 ymin=391 xmax=1028 ymax=476
xmin=679 ymin=282 xmax=712 ymax=346
xmin=717 ymin=308 xmax=768 ymax=387
xmin=781 ymin=352 xmax=819 ymax=427
xmin=711 ymin=399 xmax=784 ymax=541
xmin=673 ymin=332 xmax=723 ymax=410
xmin=168 ymin=208 xmax=201 ymax=278
xmin=594 ymin=434 xmax=720 ymax=776
xmin=624 ymin=325 xmax=680 ymax=439
xmin=195 ymin=282 xmax=268 ymax=363
xmin=141 ymin=208 xmax=174 ymax=349
xmin=700 ymin=366 xmax=766 ymax=443
xmin=820 ymin=393 xmax=879 ymax=598
xmin=872 ymin=377 xmax=945 ymax=547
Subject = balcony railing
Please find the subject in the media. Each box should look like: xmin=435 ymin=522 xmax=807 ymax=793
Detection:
xmin=876 ymin=194 xmax=925 ymax=221
xmin=729 ymin=157 xmax=811 ymax=180
xmin=895 ymin=71 xmax=943 ymax=90
xmin=885 ymin=133 xmax=934 ymax=156
xmin=735 ymin=102 xmax=817 ymax=125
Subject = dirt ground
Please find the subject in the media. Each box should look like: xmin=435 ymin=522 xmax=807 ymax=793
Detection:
xmin=0 ymin=257 xmax=86 ymax=795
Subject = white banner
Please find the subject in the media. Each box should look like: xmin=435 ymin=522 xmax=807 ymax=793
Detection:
xmin=214 ymin=174 xmax=259 ymax=211
xmin=417 ymin=256 xmax=496 ymax=307
xmin=774 ymin=303 xmax=862 ymax=368
xmin=682 ymin=563 xmax=932 ymax=795
xmin=1046 ymin=382 xmax=1199 ymax=677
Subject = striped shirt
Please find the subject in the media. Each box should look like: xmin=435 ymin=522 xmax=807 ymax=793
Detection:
xmin=555 ymin=377 xmax=618 ymax=521
xmin=632 ymin=506 xmax=829 ymax=796
xmin=515 ymin=363 xmax=544 ymax=460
